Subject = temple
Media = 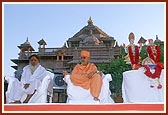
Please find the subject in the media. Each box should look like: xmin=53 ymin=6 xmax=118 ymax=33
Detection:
xmin=11 ymin=17 xmax=121 ymax=73
xmin=9 ymin=17 xmax=164 ymax=103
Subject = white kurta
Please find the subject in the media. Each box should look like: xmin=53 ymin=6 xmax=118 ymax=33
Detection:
xmin=6 ymin=65 xmax=47 ymax=103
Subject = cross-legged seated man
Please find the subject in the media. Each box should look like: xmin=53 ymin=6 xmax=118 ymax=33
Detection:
xmin=6 ymin=54 xmax=47 ymax=104
xmin=63 ymin=50 xmax=102 ymax=101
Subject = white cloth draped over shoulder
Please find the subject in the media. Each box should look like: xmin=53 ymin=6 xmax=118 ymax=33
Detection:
xmin=5 ymin=65 xmax=48 ymax=103
xmin=28 ymin=71 xmax=54 ymax=103
xmin=64 ymin=73 xmax=115 ymax=104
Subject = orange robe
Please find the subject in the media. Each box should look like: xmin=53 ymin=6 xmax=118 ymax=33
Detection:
xmin=70 ymin=63 xmax=102 ymax=98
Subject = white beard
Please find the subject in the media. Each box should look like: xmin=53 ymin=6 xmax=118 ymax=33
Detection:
xmin=30 ymin=63 xmax=39 ymax=74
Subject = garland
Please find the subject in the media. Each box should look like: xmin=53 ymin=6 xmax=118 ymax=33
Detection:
xmin=147 ymin=45 xmax=161 ymax=63
xmin=143 ymin=64 xmax=162 ymax=89
xmin=128 ymin=45 xmax=139 ymax=64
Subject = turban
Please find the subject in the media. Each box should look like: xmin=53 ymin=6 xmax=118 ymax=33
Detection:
xmin=80 ymin=50 xmax=90 ymax=58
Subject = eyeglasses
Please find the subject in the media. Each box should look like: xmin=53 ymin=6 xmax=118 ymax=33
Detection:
xmin=81 ymin=57 xmax=86 ymax=59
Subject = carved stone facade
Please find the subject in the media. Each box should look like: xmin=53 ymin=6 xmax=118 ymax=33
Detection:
xmin=11 ymin=17 xmax=121 ymax=73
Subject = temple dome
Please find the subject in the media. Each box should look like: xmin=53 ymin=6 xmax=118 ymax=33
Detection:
xmin=24 ymin=37 xmax=30 ymax=44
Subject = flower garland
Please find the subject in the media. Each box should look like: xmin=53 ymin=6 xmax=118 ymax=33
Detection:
xmin=143 ymin=64 xmax=162 ymax=89
xmin=147 ymin=45 xmax=161 ymax=63
xmin=128 ymin=45 xmax=139 ymax=64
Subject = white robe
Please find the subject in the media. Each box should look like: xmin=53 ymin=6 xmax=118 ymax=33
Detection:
xmin=6 ymin=65 xmax=47 ymax=103
xmin=64 ymin=74 xmax=115 ymax=104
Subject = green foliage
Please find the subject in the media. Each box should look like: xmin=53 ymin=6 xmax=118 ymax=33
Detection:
xmin=120 ymin=47 xmax=127 ymax=58
xmin=97 ymin=56 xmax=131 ymax=97
xmin=159 ymin=45 xmax=164 ymax=63
xmin=109 ymin=57 xmax=131 ymax=97
xmin=139 ymin=45 xmax=148 ymax=61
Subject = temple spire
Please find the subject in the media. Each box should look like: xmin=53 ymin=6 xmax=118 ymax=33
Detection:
xmin=26 ymin=37 xmax=28 ymax=42
xmin=24 ymin=37 xmax=30 ymax=44
xmin=87 ymin=16 xmax=93 ymax=25
xmin=156 ymin=35 xmax=158 ymax=40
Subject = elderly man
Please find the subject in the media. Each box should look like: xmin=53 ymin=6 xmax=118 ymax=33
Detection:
xmin=63 ymin=50 xmax=102 ymax=101
xmin=7 ymin=54 xmax=47 ymax=103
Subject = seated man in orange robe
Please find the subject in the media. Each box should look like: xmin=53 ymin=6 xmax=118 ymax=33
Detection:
xmin=63 ymin=50 xmax=102 ymax=101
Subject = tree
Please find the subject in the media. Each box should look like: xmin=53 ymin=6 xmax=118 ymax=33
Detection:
xmin=97 ymin=55 xmax=131 ymax=102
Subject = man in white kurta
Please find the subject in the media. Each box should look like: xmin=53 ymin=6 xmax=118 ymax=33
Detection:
xmin=7 ymin=54 xmax=47 ymax=103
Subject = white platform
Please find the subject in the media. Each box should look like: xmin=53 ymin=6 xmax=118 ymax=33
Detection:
xmin=122 ymin=69 xmax=164 ymax=103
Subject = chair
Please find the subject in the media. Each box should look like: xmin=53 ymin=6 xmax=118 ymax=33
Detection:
xmin=64 ymin=73 xmax=114 ymax=104
xmin=5 ymin=71 xmax=54 ymax=104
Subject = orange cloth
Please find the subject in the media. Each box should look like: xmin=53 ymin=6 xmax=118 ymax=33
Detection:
xmin=70 ymin=63 xmax=102 ymax=98
xmin=81 ymin=50 xmax=90 ymax=57
xmin=156 ymin=62 xmax=164 ymax=69
xmin=131 ymin=64 xmax=141 ymax=70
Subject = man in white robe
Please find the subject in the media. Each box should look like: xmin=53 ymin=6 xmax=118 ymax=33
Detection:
xmin=7 ymin=54 xmax=47 ymax=103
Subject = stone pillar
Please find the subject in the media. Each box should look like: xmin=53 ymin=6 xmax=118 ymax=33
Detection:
xmin=43 ymin=43 xmax=45 ymax=48
xmin=61 ymin=55 xmax=64 ymax=61
xmin=57 ymin=55 xmax=59 ymax=61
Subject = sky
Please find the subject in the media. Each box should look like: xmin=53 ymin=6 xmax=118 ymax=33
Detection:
xmin=3 ymin=2 xmax=165 ymax=76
